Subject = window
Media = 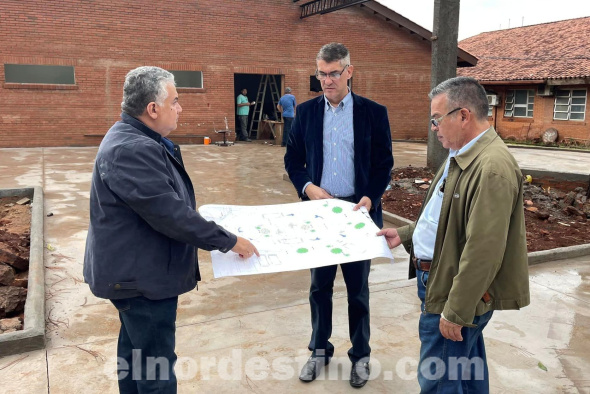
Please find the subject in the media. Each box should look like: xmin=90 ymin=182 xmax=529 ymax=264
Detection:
xmin=4 ymin=64 xmax=75 ymax=85
xmin=168 ymin=70 xmax=203 ymax=88
xmin=504 ymin=89 xmax=534 ymax=117
xmin=553 ymin=89 xmax=586 ymax=121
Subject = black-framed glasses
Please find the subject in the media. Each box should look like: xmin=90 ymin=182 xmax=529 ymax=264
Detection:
xmin=430 ymin=107 xmax=462 ymax=127
xmin=315 ymin=65 xmax=349 ymax=81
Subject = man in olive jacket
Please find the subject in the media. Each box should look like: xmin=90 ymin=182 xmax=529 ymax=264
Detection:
xmin=84 ymin=66 xmax=258 ymax=394
xmin=378 ymin=77 xmax=529 ymax=393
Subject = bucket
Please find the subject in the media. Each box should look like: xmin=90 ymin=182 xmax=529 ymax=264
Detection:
xmin=204 ymin=137 xmax=211 ymax=145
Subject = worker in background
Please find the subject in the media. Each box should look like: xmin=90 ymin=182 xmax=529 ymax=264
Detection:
xmin=277 ymin=87 xmax=297 ymax=147
xmin=237 ymin=88 xmax=255 ymax=142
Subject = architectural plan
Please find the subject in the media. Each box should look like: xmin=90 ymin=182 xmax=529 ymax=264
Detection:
xmin=198 ymin=199 xmax=393 ymax=278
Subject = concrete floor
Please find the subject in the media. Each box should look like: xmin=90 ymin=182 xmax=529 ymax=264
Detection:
xmin=393 ymin=140 xmax=590 ymax=175
xmin=0 ymin=141 xmax=589 ymax=393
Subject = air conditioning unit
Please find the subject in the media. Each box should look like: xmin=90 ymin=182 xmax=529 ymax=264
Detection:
xmin=537 ymin=85 xmax=554 ymax=97
xmin=487 ymin=95 xmax=500 ymax=106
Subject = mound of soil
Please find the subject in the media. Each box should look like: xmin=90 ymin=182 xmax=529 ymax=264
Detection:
xmin=382 ymin=166 xmax=590 ymax=253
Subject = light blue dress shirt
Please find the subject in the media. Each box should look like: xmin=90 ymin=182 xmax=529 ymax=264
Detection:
xmin=320 ymin=91 xmax=355 ymax=197
xmin=302 ymin=91 xmax=355 ymax=198
xmin=412 ymin=129 xmax=489 ymax=260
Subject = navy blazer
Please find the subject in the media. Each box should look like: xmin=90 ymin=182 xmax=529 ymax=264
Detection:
xmin=284 ymin=92 xmax=394 ymax=228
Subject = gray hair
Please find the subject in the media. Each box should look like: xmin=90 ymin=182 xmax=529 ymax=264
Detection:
xmin=429 ymin=76 xmax=489 ymax=120
xmin=316 ymin=43 xmax=350 ymax=67
xmin=285 ymin=87 xmax=292 ymax=93
xmin=121 ymin=66 xmax=175 ymax=117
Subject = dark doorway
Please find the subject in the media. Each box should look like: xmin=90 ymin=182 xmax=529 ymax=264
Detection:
xmin=234 ymin=74 xmax=281 ymax=139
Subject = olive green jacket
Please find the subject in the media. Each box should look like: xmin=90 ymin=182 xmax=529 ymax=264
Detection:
xmin=397 ymin=128 xmax=530 ymax=327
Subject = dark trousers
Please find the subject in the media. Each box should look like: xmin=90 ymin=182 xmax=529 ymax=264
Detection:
xmin=308 ymin=259 xmax=371 ymax=362
xmin=111 ymin=296 xmax=178 ymax=394
xmin=238 ymin=115 xmax=249 ymax=140
xmin=282 ymin=116 xmax=293 ymax=146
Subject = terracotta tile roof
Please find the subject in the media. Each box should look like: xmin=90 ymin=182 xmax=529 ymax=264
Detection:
xmin=457 ymin=17 xmax=590 ymax=81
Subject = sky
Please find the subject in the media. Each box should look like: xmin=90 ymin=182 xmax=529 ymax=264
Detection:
xmin=378 ymin=0 xmax=590 ymax=40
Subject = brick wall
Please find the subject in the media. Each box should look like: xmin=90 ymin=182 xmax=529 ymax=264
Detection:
xmin=0 ymin=0 xmax=433 ymax=148
xmin=486 ymin=85 xmax=590 ymax=144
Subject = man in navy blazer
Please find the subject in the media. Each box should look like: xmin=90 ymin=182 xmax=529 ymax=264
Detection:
xmin=285 ymin=43 xmax=393 ymax=388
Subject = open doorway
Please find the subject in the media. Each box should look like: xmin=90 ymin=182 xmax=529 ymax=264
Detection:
xmin=234 ymin=73 xmax=281 ymax=140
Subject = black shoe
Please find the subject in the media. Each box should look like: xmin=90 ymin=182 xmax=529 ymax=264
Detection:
xmin=350 ymin=361 xmax=370 ymax=388
xmin=245 ymin=138 xmax=252 ymax=142
xmin=299 ymin=356 xmax=330 ymax=383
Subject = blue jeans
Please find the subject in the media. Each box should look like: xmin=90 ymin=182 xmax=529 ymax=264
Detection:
xmin=417 ymin=269 xmax=493 ymax=394
xmin=111 ymin=296 xmax=178 ymax=394
xmin=282 ymin=117 xmax=293 ymax=146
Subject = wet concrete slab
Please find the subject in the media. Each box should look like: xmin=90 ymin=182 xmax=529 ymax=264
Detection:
xmin=391 ymin=141 xmax=590 ymax=175
xmin=488 ymin=256 xmax=590 ymax=393
xmin=0 ymin=349 xmax=48 ymax=393
xmin=0 ymin=143 xmax=589 ymax=392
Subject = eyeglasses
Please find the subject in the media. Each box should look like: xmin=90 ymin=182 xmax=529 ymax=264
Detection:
xmin=430 ymin=107 xmax=462 ymax=127
xmin=315 ymin=65 xmax=349 ymax=81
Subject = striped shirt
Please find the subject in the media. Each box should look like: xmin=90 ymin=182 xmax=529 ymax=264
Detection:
xmin=319 ymin=91 xmax=355 ymax=198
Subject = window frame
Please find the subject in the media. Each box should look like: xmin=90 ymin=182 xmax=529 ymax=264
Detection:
xmin=504 ymin=89 xmax=535 ymax=118
xmin=167 ymin=70 xmax=204 ymax=89
xmin=553 ymin=88 xmax=586 ymax=121
xmin=3 ymin=64 xmax=76 ymax=85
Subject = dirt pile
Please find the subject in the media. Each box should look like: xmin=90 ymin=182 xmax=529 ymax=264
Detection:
xmin=0 ymin=196 xmax=31 ymax=333
xmin=381 ymin=167 xmax=590 ymax=253
xmin=382 ymin=167 xmax=434 ymax=221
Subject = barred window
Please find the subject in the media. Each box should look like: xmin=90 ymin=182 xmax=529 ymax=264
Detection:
xmin=504 ymin=89 xmax=534 ymax=118
xmin=553 ymin=89 xmax=586 ymax=121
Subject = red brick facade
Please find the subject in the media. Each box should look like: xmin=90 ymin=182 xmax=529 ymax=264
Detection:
xmin=0 ymin=0 xmax=437 ymax=148
xmin=486 ymin=84 xmax=590 ymax=144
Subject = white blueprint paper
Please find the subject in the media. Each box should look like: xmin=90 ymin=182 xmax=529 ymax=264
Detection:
xmin=198 ymin=199 xmax=394 ymax=278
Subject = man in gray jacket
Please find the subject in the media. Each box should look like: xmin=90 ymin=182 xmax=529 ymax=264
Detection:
xmin=84 ymin=66 xmax=258 ymax=393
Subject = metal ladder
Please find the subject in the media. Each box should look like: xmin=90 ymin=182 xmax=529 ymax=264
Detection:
xmin=249 ymin=75 xmax=281 ymax=139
